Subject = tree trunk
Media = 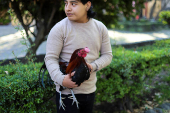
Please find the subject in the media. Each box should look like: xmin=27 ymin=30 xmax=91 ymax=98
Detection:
xmin=125 ymin=96 xmax=134 ymax=113
xmin=26 ymin=21 xmax=45 ymax=57
xmin=150 ymin=0 xmax=157 ymax=19
xmin=139 ymin=8 xmax=143 ymax=20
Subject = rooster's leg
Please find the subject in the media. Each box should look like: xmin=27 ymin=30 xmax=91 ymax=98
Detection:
xmin=59 ymin=91 xmax=66 ymax=110
xmin=68 ymin=89 xmax=79 ymax=109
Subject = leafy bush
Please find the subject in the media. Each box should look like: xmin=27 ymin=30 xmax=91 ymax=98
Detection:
xmin=159 ymin=11 xmax=170 ymax=27
xmin=0 ymin=12 xmax=10 ymax=25
xmin=154 ymin=64 xmax=170 ymax=103
xmin=0 ymin=61 xmax=55 ymax=112
xmin=1 ymin=39 xmax=170 ymax=112
xmin=95 ymin=39 xmax=170 ymax=110
xmin=0 ymin=8 xmax=57 ymax=112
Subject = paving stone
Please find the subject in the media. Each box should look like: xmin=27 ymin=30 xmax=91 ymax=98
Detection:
xmin=157 ymin=103 xmax=170 ymax=110
xmin=164 ymin=103 xmax=170 ymax=107
xmin=153 ymin=108 xmax=163 ymax=113
xmin=144 ymin=109 xmax=156 ymax=113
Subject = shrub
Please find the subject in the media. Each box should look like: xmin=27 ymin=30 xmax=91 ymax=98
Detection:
xmin=95 ymin=39 xmax=170 ymax=111
xmin=0 ymin=11 xmax=10 ymax=25
xmin=0 ymin=8 xmax=56 ymax=112
xmin=159 ymin=11 xmax=170 ymax=27
xmin=154 ymin=64 xmax=170 ymax=103
xmin=1 ymin=39 xmax=170 ymax=112
xmin=0 ymin=62 xmax=55 ymax=112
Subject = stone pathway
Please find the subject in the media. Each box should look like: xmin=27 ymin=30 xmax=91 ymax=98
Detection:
xmin=0 ymin=24 xmax=46 ymax=60
xmin=108 ymin=29 xmax=170 ymax=45
xmin=0 ymin=24 xmax=170 ymax=60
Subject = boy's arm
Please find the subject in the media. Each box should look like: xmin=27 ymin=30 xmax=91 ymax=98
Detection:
xmin=44 ymin=24 xmax=65 ymax=86
xmin=91 ymin=25 xmax=113 ymax=72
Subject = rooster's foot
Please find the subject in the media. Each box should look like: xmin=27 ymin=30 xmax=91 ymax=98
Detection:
xmin=69 ymin=89 xmax=79 ymax=109
xmin=59 ymin=91 xmax=66 ymax=110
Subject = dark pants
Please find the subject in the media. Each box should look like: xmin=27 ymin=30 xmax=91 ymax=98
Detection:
xmin=56 ymin=91 xmax=95 ymax=113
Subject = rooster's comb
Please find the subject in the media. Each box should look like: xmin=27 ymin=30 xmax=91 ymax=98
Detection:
xmin=78 ymin=47 xmax=90 ymax=58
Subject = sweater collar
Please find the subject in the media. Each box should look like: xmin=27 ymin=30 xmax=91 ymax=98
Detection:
xmin=68 ymin=17 xmax=92 ymax=26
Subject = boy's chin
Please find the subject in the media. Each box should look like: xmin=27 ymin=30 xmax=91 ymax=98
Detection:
xmin=67 ymin=17 xmax=78 ymax=22
xmin=67 ymin=17 xmax=75 ymax=20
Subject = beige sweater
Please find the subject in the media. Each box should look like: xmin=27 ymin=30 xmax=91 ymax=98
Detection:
xmin=45 ymin=17 xmax=113 ymax=94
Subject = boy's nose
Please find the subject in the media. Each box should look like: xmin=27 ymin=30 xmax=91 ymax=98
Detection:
xmin=65 ymin=4 xmax=72 ymax=11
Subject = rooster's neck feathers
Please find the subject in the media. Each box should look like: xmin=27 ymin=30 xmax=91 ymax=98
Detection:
xmin=66 ymin=48 xmax=89 ymax=74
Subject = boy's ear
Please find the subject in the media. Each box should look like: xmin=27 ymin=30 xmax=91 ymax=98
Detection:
xmin=86 ymin=1 xmax=91 ymax=11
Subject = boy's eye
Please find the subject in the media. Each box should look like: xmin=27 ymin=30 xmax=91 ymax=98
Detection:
xmin=72 ymin=3 xmax=76 ymax=6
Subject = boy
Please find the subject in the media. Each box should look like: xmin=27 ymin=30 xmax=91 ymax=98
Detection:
xmin=44 ymin=0 xmax=113 ymax=112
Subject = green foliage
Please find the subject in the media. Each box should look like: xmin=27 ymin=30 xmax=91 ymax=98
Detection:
xmin=92 ymin=0 xmax=145 ymax=27
xmin=95 ymin=39 xmax=170 ymax=108
xmin=0 ymin=0 xmax=9 ymax=12
xmin=1 ymin=39 xmax=170 ymax=112
xmin=154 ymin=64 xmax=170 ymax=104
xmin=0 ymin=6 xmax=56 ymax=112
xmin=1 ymin=0 xmax=146 ymax=55
xmin=0 ymin=12 xmax=10 ymax=25
xmin=159 ymin=11 xmax=170 ymax=27
xmin=0 ymin=0 xmax=10 ymax=25
xmin=0 ymin=62 xmax=55 ymax=112
xmin=4 ymin=0 xmax=145 ymax=28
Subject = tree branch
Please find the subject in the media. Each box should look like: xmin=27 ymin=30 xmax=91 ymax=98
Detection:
xmin=47 ymin=5 xmax=57 ymax=30
xmin=37 ymin=0 xmax=45 ymax=21
xmin=29 ymin=24 xmax=36 ymax=27
xmin=149 ymin=0 xmax=157 ymax=19
xmin=0 ymin=9 xmax=8 ymax=17
xmin=11 ymin=1 xmax=33 ymax=45
xmin=28 ymin=28 xmax=36 ymax=38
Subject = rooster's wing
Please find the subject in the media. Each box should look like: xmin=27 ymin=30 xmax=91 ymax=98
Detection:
xmin=71 ymin=62 xmax=90 ymax=86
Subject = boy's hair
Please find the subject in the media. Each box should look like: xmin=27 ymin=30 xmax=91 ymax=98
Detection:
xmin=80 ymin=0 xmax=96 ymax=18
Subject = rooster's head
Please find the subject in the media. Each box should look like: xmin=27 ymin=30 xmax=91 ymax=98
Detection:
xmin=78 ymin=47 xmax=90 ymax=58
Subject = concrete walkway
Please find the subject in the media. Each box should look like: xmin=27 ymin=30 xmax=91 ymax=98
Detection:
xmin=0 ymin=24 xmax=170 ymax=60
xmin=108 ymin=29 xmax=170 ymax=45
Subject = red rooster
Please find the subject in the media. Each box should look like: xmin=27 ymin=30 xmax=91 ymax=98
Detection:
xmin=58 ymin=47 xmax=91 ymax=110
xmin=66 ymin=47 xmax=91 ymax=86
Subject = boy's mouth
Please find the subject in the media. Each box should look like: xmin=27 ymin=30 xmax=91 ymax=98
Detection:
xmin=67 ymin=13 xmax=73 ymax=16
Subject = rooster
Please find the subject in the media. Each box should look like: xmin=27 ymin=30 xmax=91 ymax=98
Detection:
xmin=58 ymin=47 xmax=91 ymax=110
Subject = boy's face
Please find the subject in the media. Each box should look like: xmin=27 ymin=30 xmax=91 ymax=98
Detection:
xmin=64 ymin=0 xmax=91 ymax=23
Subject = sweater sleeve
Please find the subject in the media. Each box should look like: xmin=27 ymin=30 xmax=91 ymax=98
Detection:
xmin=91 ymin=24 xmax=113 ymax=72
xmin=44 ymin=23 xmax=65 ymax=86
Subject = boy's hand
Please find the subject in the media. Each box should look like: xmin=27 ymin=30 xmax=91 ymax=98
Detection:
xmin=62 ymin=71 xmax=78 ymax=88
xmin=87 ymin=63 xmax=93 ymax=73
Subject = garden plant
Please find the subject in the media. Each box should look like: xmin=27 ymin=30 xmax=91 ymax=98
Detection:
xmin=1 ymin=39 xmax=170 ymax=112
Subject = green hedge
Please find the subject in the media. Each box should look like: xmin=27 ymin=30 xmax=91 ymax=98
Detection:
xmin=96 ymin=39 xmax=170 ymax=110
xmin=159 ymin=11 xmax=170 ymax=27
xmin=116 ymin=21 xmax=166 ymax=32
xmin=0 ymin=62 xmax=55 ymax=112
xmin=0 ymin=12 xmax=10 ymax=25
xmin=0 ymin=39 xmax=170 ymax=112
